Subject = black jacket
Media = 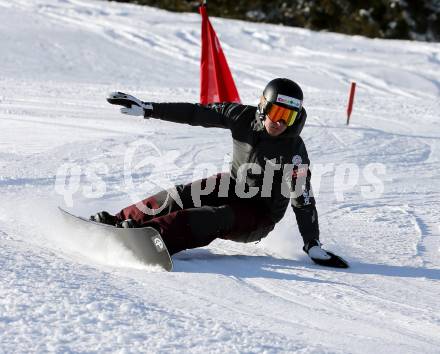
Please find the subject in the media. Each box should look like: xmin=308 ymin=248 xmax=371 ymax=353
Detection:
xmin=149 ymin=102 xmax=319 ymax=244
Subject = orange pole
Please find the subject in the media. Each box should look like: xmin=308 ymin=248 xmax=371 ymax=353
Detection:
xmin=346 ymin=82 xmax=356 ymax=125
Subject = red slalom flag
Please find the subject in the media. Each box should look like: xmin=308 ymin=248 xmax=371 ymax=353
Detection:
xmin=346 ymin=82 xmax=356 ymax=125
xmin=199 ymin=4 xmax=241 ymax=104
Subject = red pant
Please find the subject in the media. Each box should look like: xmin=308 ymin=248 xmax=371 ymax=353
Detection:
xmin=115 ymin=174 xmax=275 ymax=255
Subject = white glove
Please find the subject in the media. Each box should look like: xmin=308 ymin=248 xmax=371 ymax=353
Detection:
xmin=107 ymin=92 xmax=153 ymax=117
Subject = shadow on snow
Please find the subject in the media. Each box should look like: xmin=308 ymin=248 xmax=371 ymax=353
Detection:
xmin=173 ymin=249 xmax=440 ymax=282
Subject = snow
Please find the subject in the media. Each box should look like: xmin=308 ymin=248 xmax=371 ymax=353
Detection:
xmin=1 ymin=0 xmax=440 ymax=352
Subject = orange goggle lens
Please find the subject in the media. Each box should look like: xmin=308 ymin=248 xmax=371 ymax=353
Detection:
xmin=266 ymin=104 xmax=299 ymax=126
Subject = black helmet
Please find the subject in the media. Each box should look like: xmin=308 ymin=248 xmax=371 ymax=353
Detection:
xmin=263 ymin=78 xmax=303 ymax=109
xmin=259 ymin=78 xmax=306 ymax=137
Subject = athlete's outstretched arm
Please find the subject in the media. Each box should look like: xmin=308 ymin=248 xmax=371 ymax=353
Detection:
xmin=289 ymin=137 xmax=320 ymax=246
xmin=107 ymin=92 xmax=248 ymax=129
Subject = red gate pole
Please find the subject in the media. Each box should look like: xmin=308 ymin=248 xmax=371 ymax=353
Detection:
xmin=346 ymin=82 xmax=356 ymax=125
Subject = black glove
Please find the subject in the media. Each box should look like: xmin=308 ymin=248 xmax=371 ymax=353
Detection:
xmin=107 ymin=92 xmax=153 ymax=117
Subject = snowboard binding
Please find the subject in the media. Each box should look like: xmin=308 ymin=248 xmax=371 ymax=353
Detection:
xmin=90 ymin=211 xmax=138 ymax=228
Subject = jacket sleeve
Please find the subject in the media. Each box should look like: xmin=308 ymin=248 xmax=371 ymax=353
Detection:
xmin=149 ymin=102 xmax=244 ymax=129
xmin=290 ymin=138 xmax=320 ymax=245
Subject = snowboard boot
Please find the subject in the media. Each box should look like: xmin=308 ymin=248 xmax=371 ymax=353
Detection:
xmin=118 ymin=219 xmax=139 ymax=228
xmin=90 ymin=211 xmax=117 ymax=226
xmin=303 ymin=239 xmax=331 ymax=260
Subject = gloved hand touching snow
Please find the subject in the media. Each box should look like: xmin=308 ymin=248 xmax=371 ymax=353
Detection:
xmin=303 ymin=239 xmax=331 ymax=260
xmin=302 ymin=239 xmax=348 ymax=268
xmin=107 ymin=92 xmax=153 ymax=117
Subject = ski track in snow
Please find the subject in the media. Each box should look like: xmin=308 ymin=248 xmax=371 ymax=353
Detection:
xmin=1 ymin=0 xmax=440 ymax=352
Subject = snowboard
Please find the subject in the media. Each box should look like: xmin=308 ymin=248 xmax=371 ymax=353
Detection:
xmin=59 ymin=207 xmax=173 ymax=271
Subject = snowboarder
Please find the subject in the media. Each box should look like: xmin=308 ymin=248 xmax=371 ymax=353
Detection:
xmin=91 ymin=78 xmax=347 ymax=267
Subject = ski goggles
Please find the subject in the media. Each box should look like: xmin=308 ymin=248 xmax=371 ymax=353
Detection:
xmin=266 ymin=103 xmax=300 ymax=127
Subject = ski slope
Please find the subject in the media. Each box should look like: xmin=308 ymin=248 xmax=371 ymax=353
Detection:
xmin=1 ymin=0 xmax=440 ymax=352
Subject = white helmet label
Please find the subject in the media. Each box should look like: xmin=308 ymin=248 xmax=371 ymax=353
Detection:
xmin=276 ymin=94 xmax=302 ymax=109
